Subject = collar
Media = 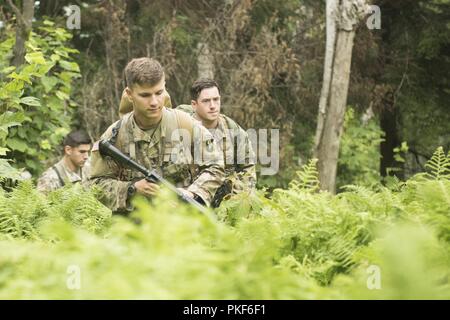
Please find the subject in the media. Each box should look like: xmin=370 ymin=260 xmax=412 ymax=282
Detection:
xmin=129 ymin=107 xmax=167 ymax=142
xmin=58 ymin=158 xmax=81 ymax=176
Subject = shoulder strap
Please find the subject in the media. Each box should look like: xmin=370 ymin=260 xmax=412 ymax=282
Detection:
xmin=163 ymin=109 xmax=194 ymax=141
xmin=223 ymin=114 xmax=240 ymax=130
xmin=52 ymin=165 xmax=65 ymax=187
xmin=109 ymin=119 xmax=123 ymax=145
xmin=221 ymin=115 xmax=242 ymax=166
xmin=175 ymin=109 xmax=194 ymax=137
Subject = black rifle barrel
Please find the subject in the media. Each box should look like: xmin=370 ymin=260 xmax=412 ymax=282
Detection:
xmin=98 ymin=139 xmax=208 ymax=214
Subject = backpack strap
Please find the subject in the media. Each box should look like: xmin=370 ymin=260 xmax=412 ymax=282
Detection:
xmin=52 ymin=165 xmax=65 ymax=187
xmin=109 ymin=119 xmax=123 ymax=146
xmin=222 ymin=115 xmax=241 ymax=166
xmin=175 ymin=109 xmax=194 ymax=137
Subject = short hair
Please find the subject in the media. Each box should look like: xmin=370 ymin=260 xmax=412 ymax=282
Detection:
xmin=63 ymin=130 xmax=91 ymax=148
xmin=125 ymin=57 xmax=165 ymax=88
xmin=190 ymin=78 xmax=220 ymax=101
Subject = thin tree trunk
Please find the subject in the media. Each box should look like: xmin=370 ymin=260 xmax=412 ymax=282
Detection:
xmin=8 ymin=0 xmax=35 ymax=67
xmin=313 ymin=0 xmax=337 ymax=158
xmin=317 ymin=29 xmax=356 ymax=193
xmin=314 ymin=0 xmax=367 ymax=193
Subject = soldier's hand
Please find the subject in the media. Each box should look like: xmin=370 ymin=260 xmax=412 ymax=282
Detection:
xmin=135 ymin=179 xmax=160 ymax=197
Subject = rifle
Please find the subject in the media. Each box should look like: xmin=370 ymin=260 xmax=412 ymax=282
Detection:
xmin=98 ymin=139 xmax=209 ymax=215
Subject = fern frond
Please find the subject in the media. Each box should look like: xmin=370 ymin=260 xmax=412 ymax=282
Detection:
xmin=425 ymin=147 xmax=450 ymax=180
xmin=289 ymin=159 xmax=320 ymax=192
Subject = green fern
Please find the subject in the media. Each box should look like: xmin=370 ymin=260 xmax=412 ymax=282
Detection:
xmin=289 ymin=158 xmax=320 ymax=192
xmin=0 ymin=181 xmax=47 ymax=239
xmin=425 ymin=147 xmax=450 ymax=180
xmin=0 ymin=153 xmax=449 ymax=298
xmin=0 ymin=182 xmax=111 ymax=239
xmin=46 ymin=184 xmax=112 ymax=234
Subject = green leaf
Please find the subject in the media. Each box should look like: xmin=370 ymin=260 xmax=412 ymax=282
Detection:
xmin=0 ymin=111 xmax=25 ymax=133
xmin=56 ymin=90 xmax=70 ymax=100
xmin=0 ymin=147 xmax=9 ymax=156
xmin=0 ymin=159 xmax=21 ymax=180
xmin=40 ymin=139 xmax=51 ymax=150
xmin=20 ymin=96 xmax=41 ymax=107
xmin=6 ymin=138 xmax=28 ymax=152
xmin=59 ymin=60 xmax=80 ymax=72
xmin=41 ymin=76 xmax=59 ymax=93
xmin=36 ymin=62 xmax=56 ymax=75
xmin=1 ymin=66 xmax=16 ymax=74
xmin=25 ymin=52 xmax=46 ymax=65
xmin=54 ymin=49 xmax=69 ymax=58
xmin=59 ymin=71 xmax=81 ymax=82
xmin=50 ymin=54 xmax=60 ymax=62
xmin=8 ymin=72 xmax=32 ymax=84
xmin=25 ymin=158 xmax=39 ymax=171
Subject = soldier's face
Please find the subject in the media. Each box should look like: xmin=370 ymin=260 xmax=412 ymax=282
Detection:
xmin=126 ymin=79 xmax=166 ymax=125
xmin=192 ymin=86 xmax=221 ymax=124
xmin=66 ymin=144 xmax=91 ymax=168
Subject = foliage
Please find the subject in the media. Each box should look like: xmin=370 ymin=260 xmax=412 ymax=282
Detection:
xmin=0 ymin=181 xmax=111 ymax=239
xmin=424 ymin=147 xmax=450 ymax=180
xmin=337 ymin=108 xmax=384 ymax=190
xmin=0 ymin=148 xmax=448 ymax=299
xmin=0 ymin=19 xmax=80 ymax=176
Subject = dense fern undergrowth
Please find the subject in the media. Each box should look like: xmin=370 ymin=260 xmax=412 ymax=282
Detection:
xmin=0 ymin=148 xmax=449 ymax=299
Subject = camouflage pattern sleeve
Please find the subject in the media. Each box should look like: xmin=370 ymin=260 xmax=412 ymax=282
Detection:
xmin=187 ymin=124 xmax=225 ymax=206
xmin=87 ymin=125 xmax=131 ymax=213
xmin=37 ymin=168 xmax=62 ymax=193
xmin=233 ymin=126 xmax=257 ymax=192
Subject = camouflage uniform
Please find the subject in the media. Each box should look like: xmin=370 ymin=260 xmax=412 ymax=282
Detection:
xmin=176 ymin=105 xmax=256 ymax=207
xmin=89 ymin=107 xmax=225 ymax=213
xmin=37 ymin=158 xmax=91 ymax=193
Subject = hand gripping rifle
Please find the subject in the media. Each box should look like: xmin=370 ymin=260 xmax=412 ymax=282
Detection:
xmin=98 ymin=139 xmax=209 ymax=215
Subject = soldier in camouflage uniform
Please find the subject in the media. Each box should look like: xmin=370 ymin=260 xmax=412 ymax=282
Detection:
xmin=37 ymin=130 xmax=92 ymax=193
xmin=180 ymin=78 xmax=256 ymax=207
xmin=118 ymin=78 xmax=257 ymax=208
xmin=89 ymin=58 xmax=224 ymax=213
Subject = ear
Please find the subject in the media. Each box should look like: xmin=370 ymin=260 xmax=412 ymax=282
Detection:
xmin=191 ymin=100 xmax=197 ymax=111
xmin=64 ymin=145 xmax=72 ymax=156
xmin=125 ymin=87 xmax=133 ymax=101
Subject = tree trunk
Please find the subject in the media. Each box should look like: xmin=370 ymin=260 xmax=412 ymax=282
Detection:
xmin=313 ymin=0 xmax=337 ymax=158
xmin=8 ymin=0 xmax=35 ymax=67
xmin=317 ymin=29 xmax=356 ymax=194
xmin=314 ymin=0 xmax=367 ymax=194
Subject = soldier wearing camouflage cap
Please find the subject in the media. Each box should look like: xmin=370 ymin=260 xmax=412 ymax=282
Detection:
xmin=37 ymin=130 xmax=92 ymax=193
xmin=89 ymin=57 xmax=225 ymax=213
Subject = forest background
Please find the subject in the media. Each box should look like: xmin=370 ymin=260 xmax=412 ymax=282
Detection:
xmin=0 ymin=0 xmax=449 ymax=192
